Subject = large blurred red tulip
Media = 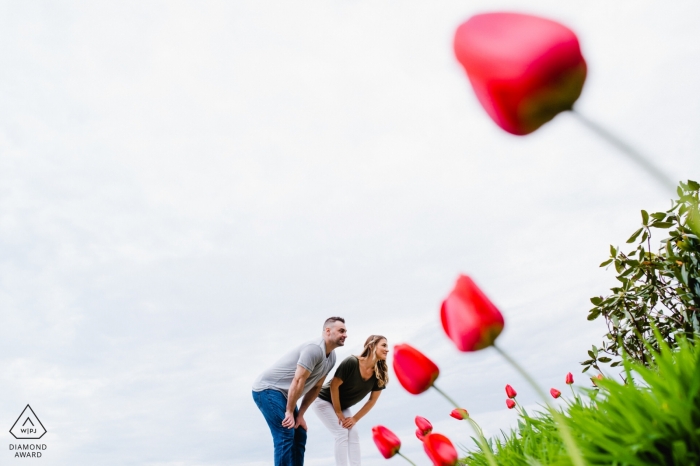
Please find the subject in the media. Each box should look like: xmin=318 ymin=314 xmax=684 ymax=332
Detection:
xmin=372 ymin=425 xmax=401 ymax=459
xmin=454 ymin=12 xmax=587 ymax=135
xmin=392 ymin=344 xmax=440 ymax=395
xmin=441 ymin=275 xmax=504 ymax=352
xmin=423 ymin=433 xmax=459 ymax=466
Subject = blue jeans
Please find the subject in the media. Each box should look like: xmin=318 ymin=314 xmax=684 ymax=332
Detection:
xmin=252 ymin=389 xmax=307 ymax=466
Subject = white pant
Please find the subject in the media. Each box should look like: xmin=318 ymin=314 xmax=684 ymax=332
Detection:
xmin=312 ymin=397 xmax=361 ymax=466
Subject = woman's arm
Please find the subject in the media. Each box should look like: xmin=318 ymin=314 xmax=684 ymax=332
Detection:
xmin=330 ymin=377 xmax=345 ymax=424
xmin=341 ymin=390 xmax=382 ymax=429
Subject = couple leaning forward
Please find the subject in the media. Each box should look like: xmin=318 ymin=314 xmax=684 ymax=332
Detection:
xmin=252 ymin=317 xmax=389 ymax=466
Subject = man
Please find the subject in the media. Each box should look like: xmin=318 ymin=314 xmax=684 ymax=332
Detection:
xmin=252 ymin=317 xmax=347 ymax=466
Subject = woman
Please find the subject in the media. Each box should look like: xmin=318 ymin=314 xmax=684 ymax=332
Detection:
xmin=312 ymin=335 xmax=389 ymax=466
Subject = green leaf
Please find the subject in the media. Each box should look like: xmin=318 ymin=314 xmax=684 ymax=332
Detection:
xmin=599 ymin=259 xmax=613 ymax=267
xmin=598 ymin=357 xmax=612 ymax=363
xmin=688 ymin=179 xmax=699 ymax=190
xmin=650 ymin=212 xmax=666 ymax=220
xmin=590 ymin=296 xmax=603 ymax=305
xmin=641 ymin=210 xmax=649 ymax=225
xmin=626 ymin=227 xmax=644 ymax=243
xmin=650 ymin=222 xmax=673 ymax=229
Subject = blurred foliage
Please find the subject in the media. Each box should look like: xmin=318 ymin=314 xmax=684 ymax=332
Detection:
xmin=582 ymin=180 xmax=700 ymax=374
xmin=463 ymin=336 xmax=700 ymax=465
xmin=461 ymin=408 xmax=568 ymax=466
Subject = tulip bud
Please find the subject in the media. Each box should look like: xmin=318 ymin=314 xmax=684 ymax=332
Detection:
xmin=371 ymin=425 xmax=401 ymax=459
xmin=415 ymin=428 xmax=426 ymax=442
xmin=505 ymin=384 xmax=517 ymax=399
xmin=415 ymin=416 xmax=433 ymax=436
xmin=449 ymin=408 xmax=469 ymax=420
xmin=506 ymin=399 xmax=516 ymax=409
xmin=423 ymin=433 xmax=459 ymax=466
xmin=392 ymin=344 xmax=440 ymax=395
xmin=550 ymin=388 xmax=562 ymax=399
xmin=565 ymin=372 xmax=574 ymax=385
xmin=454 ymin=12 xmax=587 ymax=135
xmin=441 ymin=275 xmax=504 ymax=352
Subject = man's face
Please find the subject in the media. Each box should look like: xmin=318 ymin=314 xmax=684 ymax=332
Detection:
xmin=327 ymin=321 xmax=347 ymax=347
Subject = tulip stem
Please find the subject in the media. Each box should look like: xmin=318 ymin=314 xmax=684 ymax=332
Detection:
xmin=397 ymin=452 xmax=418 ymax=466
xmin=431 ymin=384 xmax=498 ymax=466
xmin=569 ymin=109 xmax=675 ymax=193
xmin=569 ymin=385 xmax=577 ymax=402
xmin=493 ymin=343 xmax=586 ymax=466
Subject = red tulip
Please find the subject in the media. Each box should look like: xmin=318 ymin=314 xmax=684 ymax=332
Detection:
xmin=506 ymin=399 xmax=516 ymax=409
xmin=449 ymin=408 xmax=469 ymax=420
xmin=392 ymin=344 xmax=440 ymax=395
xmin=505 ymin=384 xmax=517 ymax=399
xmin=416 ymin=428 xmax=426 ymax=442
xmin=441 ymin=275 xmax=505 ymax=352
xmin=454 ymin=12 xmax=587 ymax=135
xmin=415 ymin=416 xmax=433 ymax=436
xmin=550 ymin=388 xmax=562 ymax=399
xmin=566 ymin=372 xmax=574 ymax=385
xmin=423 ymin=433 xmax=459 ymax=466
xmin=372 ymin=425 xmax=401 ymax=459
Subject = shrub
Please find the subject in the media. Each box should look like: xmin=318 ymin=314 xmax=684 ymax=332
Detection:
xmin=582 ymin=180 xmax=700 ymax=373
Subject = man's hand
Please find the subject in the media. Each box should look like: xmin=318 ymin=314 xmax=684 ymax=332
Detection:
xmin=341 ymin=417 xmax=356 ymax=429
xmin=295 ymin=413 xmax=308 ymax=431
xmin=282 ymin=410 xmax=296 ymax=429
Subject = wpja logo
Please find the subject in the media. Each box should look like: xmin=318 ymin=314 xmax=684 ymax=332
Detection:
xmin=8 ymin=405 xmax=47 ymax=458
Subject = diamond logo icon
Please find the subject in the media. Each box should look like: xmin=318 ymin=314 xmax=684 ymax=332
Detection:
xmin=10 ymin=405 xmax=47 ymax=440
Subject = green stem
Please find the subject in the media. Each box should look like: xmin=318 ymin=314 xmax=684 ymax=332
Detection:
xmin=569 ymin=109 xmax=675 ymax=193
xmin=397 ymin=451 xmax=418 ymax=466
xmin=569 ymin=385 xmax=577 ymax=402
xmin=432 ymin=384 xmax=498 ymax=466
xmin=493 ymin=344 xmax=586 ymax=466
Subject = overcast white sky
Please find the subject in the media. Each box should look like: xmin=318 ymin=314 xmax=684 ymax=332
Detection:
xmin=0 ymin=1 xmax=698 ymax=465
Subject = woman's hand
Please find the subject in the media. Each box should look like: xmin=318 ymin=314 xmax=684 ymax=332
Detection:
xmin=336 ymin=412 xmax=346 ymax=425
xmin=341 ymin=416 xmax=357 ymax=429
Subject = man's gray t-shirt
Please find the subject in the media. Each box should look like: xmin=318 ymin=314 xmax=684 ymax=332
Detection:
xmin=252 ymin=338 xmax=336 ymax=399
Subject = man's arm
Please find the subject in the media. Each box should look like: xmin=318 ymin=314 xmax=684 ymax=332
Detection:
xmin=282 ymin=364 xmax=311 ymax=429
xmin=294 ymin=374 xmax=327 ymax=430
xmin=341 ymin=390 xmax=382 ymax=429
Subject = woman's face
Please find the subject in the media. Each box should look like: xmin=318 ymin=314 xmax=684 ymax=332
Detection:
xmin=374 ymin=338 xmax=389 ymax=361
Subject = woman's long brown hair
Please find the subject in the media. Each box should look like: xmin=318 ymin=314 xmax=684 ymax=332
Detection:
xmin=358 ymin=335 xmax=389 ymax=388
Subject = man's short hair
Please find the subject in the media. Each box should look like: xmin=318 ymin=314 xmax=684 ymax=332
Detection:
xmin=323 ymin=316 xmax=345 ymax=330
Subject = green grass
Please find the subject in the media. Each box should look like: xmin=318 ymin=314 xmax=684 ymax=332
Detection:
xmin=462 ymin=336 xmax=700 ymax=465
